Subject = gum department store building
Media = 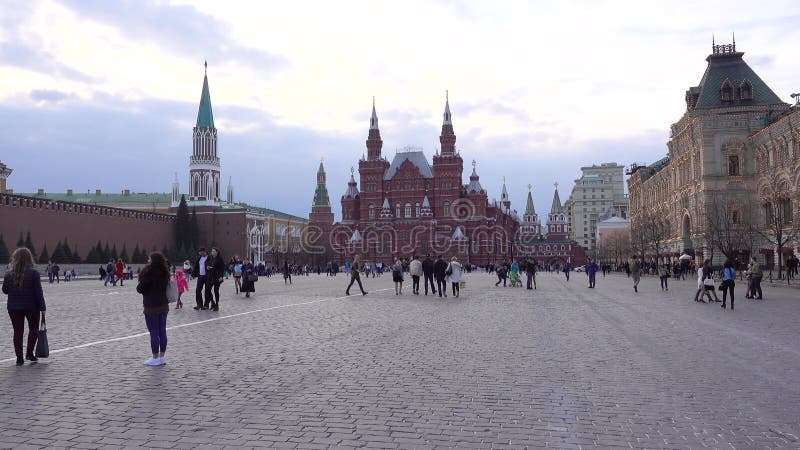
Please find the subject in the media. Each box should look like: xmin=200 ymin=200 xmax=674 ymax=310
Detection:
xmin=628 ymin=41 xmax=799 ymax=267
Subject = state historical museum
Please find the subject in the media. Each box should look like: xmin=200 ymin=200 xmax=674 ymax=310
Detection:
xmin=308 ymin=96 xmax=521 ymax=266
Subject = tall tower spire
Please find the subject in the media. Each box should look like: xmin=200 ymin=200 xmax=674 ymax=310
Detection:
xmin=189 ymin=61 xmax=221 ymax=204
xmin=309 ymin=158 xmax=334 ymax=228
xmin=366 ymin=97 xmax=383 ymax=160
xmin=226 ymin=176 xmax=234 ymax=204
xmin=312 ymin=158 xmax=330 ymax=207
xmin=440 ymin=91 xmax=456 ymax=156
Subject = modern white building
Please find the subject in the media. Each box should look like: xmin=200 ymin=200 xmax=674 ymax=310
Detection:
xmin=565 ymin=163 xmax=628 ymax=251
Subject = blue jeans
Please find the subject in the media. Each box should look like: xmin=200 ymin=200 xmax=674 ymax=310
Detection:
xmin=144 ymin=311 xmax=168 ymax=355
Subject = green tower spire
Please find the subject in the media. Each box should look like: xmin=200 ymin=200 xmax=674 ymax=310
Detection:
xmin=196 ymin=61 xmax=215 ymax=129
xmin=313 ymin=158 xmax=330 ymax=207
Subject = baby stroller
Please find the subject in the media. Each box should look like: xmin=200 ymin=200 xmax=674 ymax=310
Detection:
xmin=509 ymin=270 xmax=523 ymax=287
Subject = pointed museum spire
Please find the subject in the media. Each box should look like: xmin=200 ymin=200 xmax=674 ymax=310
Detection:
xmin=525 ymin=184 xmax=536 ymax=216
xmin=439 ymin=91 xmax=456 ymax=156
xmin=344 ymin=166 xmax=359 ymax=199
xmin=196 ymin=61 xmax=215 ymax=129
xmin=366 ymin=97 xmax=383 ymax=160
xmin=370 ymin=96 xmax=379 ymax=130
xmin=550 ymin=182 xmax=563 ymax=214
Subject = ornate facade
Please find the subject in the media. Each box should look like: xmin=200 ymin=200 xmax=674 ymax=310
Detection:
xmin=308 ymin=97 xmax=519 ymax=266
xmin=627 ymin=41 xmax=799 ymax=267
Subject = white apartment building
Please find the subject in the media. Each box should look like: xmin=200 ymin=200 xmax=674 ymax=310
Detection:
xmin=565 ymin=163 xmax=628 ymax=251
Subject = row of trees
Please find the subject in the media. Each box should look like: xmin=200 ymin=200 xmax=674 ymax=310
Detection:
xmin=628 ymin=180 xmax=798 ymax=278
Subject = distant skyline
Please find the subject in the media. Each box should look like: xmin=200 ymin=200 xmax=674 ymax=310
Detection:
xmin=2 ymin=0 xmax=799 ymax=218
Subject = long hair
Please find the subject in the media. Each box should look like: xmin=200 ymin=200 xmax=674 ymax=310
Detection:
xmin=141 ymin=251 xmax=170 ymax=280
xmin=9 ymin=247 xmax=35 ymax=289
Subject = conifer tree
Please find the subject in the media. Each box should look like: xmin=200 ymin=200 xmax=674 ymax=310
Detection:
xmin=175 ymin=195 xmax=190 ymax=249
xmin=0 ymin=234 xmax=10 ymax=264
xmin=85 ymin=246 xmax=98 ymax=264
xmin=103 ymin=242 xmax=111 ymax=261
xmin=132 ymin=244 xmax=141 ymax=264
xmin=16 ymin=232 xmax=24 ymax=249
xmin=52 ymin=241 xmax=65 ymax=263
xmin=189 ymin=207 xmax=200 ymax=249
xmin=95 ymin=240 xmax=105 ymax=261
xmin=24 ymin=231 xmax=36 ymax=258
xmin=61 ymin=237 xmax=73 ymax=262
xmin=120 ymin=244 xmax=129 ymax=263
xmin=38 ymin=243 xmax=50 ymax=264
xmin=71 ymin=246 xmax=81 ymax=264
xmin=110 ymin=244 xmax=118 ymax=262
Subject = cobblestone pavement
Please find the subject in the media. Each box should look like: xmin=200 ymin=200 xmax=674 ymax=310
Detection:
xmin=1 ymin=271 xmax=799 ymax=449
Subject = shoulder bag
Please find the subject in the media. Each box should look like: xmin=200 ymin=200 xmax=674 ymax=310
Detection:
xmin=35 ymin=313 xmax=49 ymax=358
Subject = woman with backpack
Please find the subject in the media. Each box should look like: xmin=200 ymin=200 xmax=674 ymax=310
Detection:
xmin=136 ymin=252 xmax=170 ymax=366
xmin=446 ymin=256 xmax=463 ymax=298
xmin=392 ymin=259 xmax=404 ymax=295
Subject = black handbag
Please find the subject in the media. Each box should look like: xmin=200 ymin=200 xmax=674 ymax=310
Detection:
xmin=247 ymin=273 xmax=258 ymax=283
xmin=35 ymin=313 xmax=49 ymax=358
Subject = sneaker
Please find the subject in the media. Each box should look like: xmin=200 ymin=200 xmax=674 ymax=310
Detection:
xmin=144 ymin=357 xmax=160 ymax=366
xmin=157 ymin=357 xmax=167 ymax=366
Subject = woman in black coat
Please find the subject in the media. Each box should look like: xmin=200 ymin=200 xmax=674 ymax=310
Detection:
xmin=240 ymin=259 xmax=256 ymax=298
xmin=3 ymin=248 xmax=47 ymax=365
xmin=136 ymin=251 xmax=170 ymax=366
xmin=204 ymin=247 xmax=225 ymax=311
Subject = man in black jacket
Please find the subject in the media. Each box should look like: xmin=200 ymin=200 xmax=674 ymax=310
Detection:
xmin=192 ymin=248 xmax=208 ymax=310
xmin=204 ymin=247 xmax=225 ymax=311
xmin=421 ymin=254 xmax=436 ymax=296
xmin=433 ymin=255 xmax=448 ymax=298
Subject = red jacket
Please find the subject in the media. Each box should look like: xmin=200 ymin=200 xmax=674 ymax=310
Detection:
xmin=115 ymin=262 xmax=124 ymax=277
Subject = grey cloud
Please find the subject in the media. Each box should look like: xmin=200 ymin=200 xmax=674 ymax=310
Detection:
xmin=30 ymin=89 xmax=74 ymax=103
xmin=56 ymin=0 xmax=287 ymax=72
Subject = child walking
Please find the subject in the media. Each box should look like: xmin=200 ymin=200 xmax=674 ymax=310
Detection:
xmin=174 ymin=269 xmax=189 ymax=309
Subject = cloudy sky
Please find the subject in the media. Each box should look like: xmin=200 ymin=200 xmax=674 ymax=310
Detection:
xmin=2 ymin=0 xmax=799 ymax=218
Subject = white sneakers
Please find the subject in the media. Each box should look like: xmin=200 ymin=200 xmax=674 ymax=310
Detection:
xmin=144 ymin=357 xmax=167 ymax=366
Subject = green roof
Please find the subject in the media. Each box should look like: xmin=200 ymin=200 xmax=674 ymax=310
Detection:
xmin=196 ymin=74 xmax=215 ymax=128
xmin=690 ymin=51 xmax=784 ymax=110
xmin=22 ymin=192 xmax=171 ymax=204
xmin=550 ymin=188 xmax=562 ymax=214
xmin=313 ymin=184 xmax=330 ymax=207
xmin=235 ymin=203 xmax=308 ymax=222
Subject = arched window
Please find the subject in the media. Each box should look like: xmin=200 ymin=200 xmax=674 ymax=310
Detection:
xmin=739 ymin=80 xmax=753 ymax=100
xmin=720 ymin=79 xmax=734 ymax=102
xmin=405 ymin=203 xmax=412 ymax=218
xmin=395 ymin=204 xmax=401 ymax=217
xmin=415 ymin=203 xmax=421 ymax=216
xmin=443 ymin=202 xmax=450 ymax=216
xmin=368 ymin=204 xmax=375 ymax=219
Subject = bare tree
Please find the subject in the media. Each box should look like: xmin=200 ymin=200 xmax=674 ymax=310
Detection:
xmin=753 ymin=173 xmax=799 ymax=281
xmin=637 ymin=210 xmax=671 ymax=265
xmin=706 ymin=193 xmax=757 ymax=264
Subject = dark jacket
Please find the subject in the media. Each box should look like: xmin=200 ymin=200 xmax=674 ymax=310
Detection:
xmin=422 ymin=257 xmax=435 ymax=275
xmin=3 ymin=268 xmax=46 ymax=311
xmin=433 ymin=259 xmax=448 ymax=279
xmin=192 ymin=255 xmax=208 ymax=278
xmin=136 ymin=268 xmax=169 ymax=312
xmin=206 ymin=255 xmax=225 ymax=283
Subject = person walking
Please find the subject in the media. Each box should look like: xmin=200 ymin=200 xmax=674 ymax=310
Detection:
xmin=433 ymin=255 xmax=449 ymax=298
xmin=525 ymin=258 xmax=537 ymax=290
xmin=204 ymin=247 xmax=225 ymax=311
xmin=46 ymin=261 xmax=55 ymax=284
xmin=721 ymin=259 xmax=736 ymax=310
xmin=629 ymin=256 xmax=641 ymax=292
xmin=174 ymin=269 xmax=189 ymax=309
xmin=193 ymin=248 xmax=209 ymax=310
xmin=392 ymin=259 xmax=404 ymax=295
xmin=563 ymin=262 xmax=571 ymax=281
xmin=446 ymin=256 xmax=463 ymax=298
xmin=345 ymin=254 xmax=368 ymax=296
xmin=232 ymin=259 xmax=243 ymax=294
xmin=3 ymin=248 xmax=46 ymax=366
xmin=283 ymin=260 xmax=292 ymax=285
xmin=115 ymin=259 xmax=125 ymax=287
xmin=104 ymin=260 xmax=115 ymax=286
xmin=422 ymin=254 xmax=436 ymax=296
xmin=495 ymin=262 xmax=508 ymax=287
xmin=136 ymin=252 xmax=170 ymax=366
xmin=748 ymin=257 xmax=763 ymax=300
xmin=409 ymin=255 xmax=422 ymax=295
xmin=658 ymin=262 xmax=670 ymax=291
xmin=586 ymin=258 xmax=598 ymax=288
xmin=241 ymin=259 xmax=256 ymax=298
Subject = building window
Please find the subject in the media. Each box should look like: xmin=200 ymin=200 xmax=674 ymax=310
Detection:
xmin=764 ymin=202 xmax=773 ymax=225
xmin=728 ymin=155 xmax=740 ymax=176
xmin=740 ymin=80 xmax=753 ymax=100
xmin=415 ymin=203 xmax=421 ymax=216
xmin=395 ymin=204 xmax=401 ymax=217
xmin=720 ymin=80 xmax=734 ymax=102
xmin=405 ymin=203 xmax=412 ymax=218
xmin=368 ymin=205 xmax=375 ymax=219
xmin=780 ymin=198 xmax=793 ymax=224
xmin=443 ymin=202 xmax=450 ymax=216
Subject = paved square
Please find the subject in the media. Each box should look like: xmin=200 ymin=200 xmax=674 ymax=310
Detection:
xmin=1 ymin=271 xmax=799 ymax=449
